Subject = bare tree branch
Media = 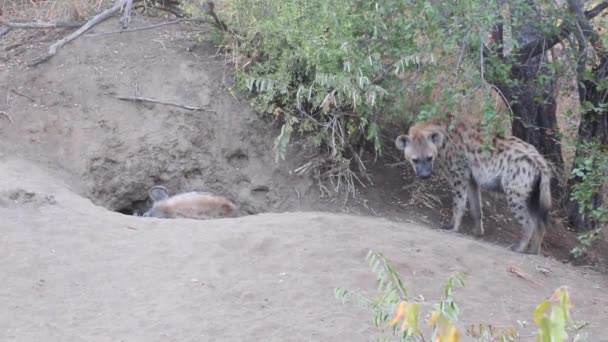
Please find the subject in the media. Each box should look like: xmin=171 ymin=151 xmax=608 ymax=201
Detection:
xmin=0 ymin=18 xmax=84 ymax=29
xmin=27 ymin=0 xmax=131 ymax=67
xmin=584 ymin=1 xmax=608 ymax=18
xmin=517 ymin=1 xmax=608 ymax=62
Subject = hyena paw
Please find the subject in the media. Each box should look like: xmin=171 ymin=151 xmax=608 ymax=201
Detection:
xmin=441 ymin=223 xmax=457 ymax=231
xmin=510 ymin=243 xmax=527 ymax=253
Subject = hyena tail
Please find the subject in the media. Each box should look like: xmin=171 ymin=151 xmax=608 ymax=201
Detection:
xmin=529 ymin=170 xmax=552 ymax=224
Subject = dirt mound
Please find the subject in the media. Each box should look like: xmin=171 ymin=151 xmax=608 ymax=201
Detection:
xmin=1 ymin=156 xmax=607 ymax=341
xmin=0 ymin=18 xmax=316 ymax=217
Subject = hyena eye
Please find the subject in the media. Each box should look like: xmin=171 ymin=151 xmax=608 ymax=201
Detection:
xmin=426 ymin=156 xmax=433 ymax=162
xmin=412 ymin=158 xmax=420 ymax=163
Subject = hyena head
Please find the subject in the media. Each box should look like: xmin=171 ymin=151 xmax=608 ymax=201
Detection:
xmin=395 ymin=126 xmax=445 ymax=179
xmin=142 ymin=185 xmax=175 ymax=218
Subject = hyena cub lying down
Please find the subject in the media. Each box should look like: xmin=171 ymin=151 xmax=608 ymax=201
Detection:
xmin=142 ymin=186 xmax=239 ymax=220
xmin=395 ymin=116 xmax=552 ymax=254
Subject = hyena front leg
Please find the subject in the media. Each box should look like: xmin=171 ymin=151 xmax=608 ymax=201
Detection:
xmin=443 ymin=176 xmax=469 ymax=232
xmin=467 ymin=177 xmax=484 ymax=237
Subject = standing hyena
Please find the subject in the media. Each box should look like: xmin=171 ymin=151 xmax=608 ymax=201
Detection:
xmin=142 ymin=185 xmax=239 ymax=220
xmin=395 ymin=116 xmax=552 ymax=254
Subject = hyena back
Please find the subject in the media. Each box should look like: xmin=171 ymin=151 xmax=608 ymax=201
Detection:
xmin=395 ymin=116 xmax=552 ymax=254
xmin=143 ymin=186 xmax=239 ymax=220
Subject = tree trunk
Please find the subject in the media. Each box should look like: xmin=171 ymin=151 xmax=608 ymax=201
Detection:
xmin=488 ymin=0 xmax=564 ymax=197
xmin=493 ymin=62 xmax=564 ymax=198
xmin=565 ymin=59 xmax=608 ymax=231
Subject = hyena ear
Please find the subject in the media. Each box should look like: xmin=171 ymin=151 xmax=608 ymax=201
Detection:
xmin=395 ymin=135 xmax=410 ymax=150
xmin=429 ymin=132 xmax=443 ymax=146
xmin=148 ymin=186 xmax=169 ymax=202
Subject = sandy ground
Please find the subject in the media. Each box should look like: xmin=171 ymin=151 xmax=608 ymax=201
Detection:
xmin=1 ymin=156 xmax=608 ymax=341
xmin=1 ymin=16 xmax=608 ymax=341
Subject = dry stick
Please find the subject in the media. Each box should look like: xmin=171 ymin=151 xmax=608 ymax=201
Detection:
xmin=85 ymin=18 xmax=208 ymax=37
xmin=117 ymin=96 xmax=208 ymax=111
xmin=0 ymin=111 xmax=15 ymax=125
xmin=27 ymin=0 xmax=130 ymax=67
xmin=0 ymin=18 xmax=85 ymax=29
xmin=120 ymin=0 xmax=133 ymax=28
xmin=10 ymin=89 xmax=36 ymax=102
xmin=0 ymin=26 xmax=12 ymax=37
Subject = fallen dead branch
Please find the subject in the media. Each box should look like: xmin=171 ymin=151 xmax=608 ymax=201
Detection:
xmin=117 ymin=96 xmax=208 ymax=111
xmin=10 ymin=89 xmax=36 ymax=103
xmin=0 ymin=26 xmax=12 ymax=37
xmin=28 ymin=0 xmax=132 ymax=67
xmin=85 ymin=18 xmax=208 ymax=37
xmin=0 ymin=18 xmax=85 ymax=29
xmin=0 ymin=111 xmax=15 ymax=125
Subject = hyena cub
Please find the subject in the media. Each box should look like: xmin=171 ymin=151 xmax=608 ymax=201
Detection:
xmin=395 ymin=116 xmax=552 ymax=254
xmin=142 ymin=186 xmax=239 ymax=220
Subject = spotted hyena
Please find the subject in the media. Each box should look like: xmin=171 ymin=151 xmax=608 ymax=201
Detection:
xmin=395 ymin=116 xmax=552 ymax=254
xmin=142 ymin=186 xmax=239 ymax=220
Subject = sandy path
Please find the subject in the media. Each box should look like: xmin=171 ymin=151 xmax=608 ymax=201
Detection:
xmin=1 ymin=156 xmax=607 ymax=341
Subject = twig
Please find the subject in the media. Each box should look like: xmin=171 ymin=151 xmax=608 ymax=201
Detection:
xmin=28 ymin=0 xmax=129 ymax=67
xmin=10 ymin=89 xmax=36 ymax=103
xmin=0 ymin=18 xmax=85 ymax=29
xmin=0 ymin=111 xmax=15 ymax=125
xmin=120 ymin=0 xmax=134 ymax=28
xmin=0 ymin=26 xmax=12 ymax=37
xmin=117 ymin=96 xmax=208 ymax=111
xmin=85 ymin=18 xmax=208 ymax=37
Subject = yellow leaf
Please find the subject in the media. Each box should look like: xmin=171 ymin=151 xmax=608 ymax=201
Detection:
xmin=534 ymin=300 xmax=551 ymax=326
xmin=389 ymin=301 xmax=408 ymax=327
xmin=428 ymin=310 xmax=440 ymax=328
xmin=446 ymin=325 xmax=461 ymax=342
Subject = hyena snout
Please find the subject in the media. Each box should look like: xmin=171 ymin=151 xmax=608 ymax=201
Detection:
xmin=413 ymin=158 xmax=433 ymax=179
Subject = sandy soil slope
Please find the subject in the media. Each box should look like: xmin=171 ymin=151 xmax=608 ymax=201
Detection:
xmin=1 ymin=156 xmax=607 ymax=341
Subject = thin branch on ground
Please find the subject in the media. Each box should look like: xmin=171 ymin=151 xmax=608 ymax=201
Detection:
xmin=117 ymin=96 xmax=210 ymax=111
xmin=28 ymin=0 xmax=132 ymax=67
xmin=0 ymin=18 xmax=85 ymax=29
xmin=10 ymin=89 xmax=36 ymax=103
xmin=85 ymin=18 xmax=208 ymax=37
xmin=0 ymin=26 xmax=12 ymax=37
xmin=0 ymin=111 xmax=15 ymax=125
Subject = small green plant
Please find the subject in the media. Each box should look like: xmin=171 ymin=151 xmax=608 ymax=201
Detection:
xmin=336 ymin=250 xmax=585 ymax=342
xmin=568 ymin=142 xmax=608 ymax=257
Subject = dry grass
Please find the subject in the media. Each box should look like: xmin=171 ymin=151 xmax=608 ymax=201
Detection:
xmin=1 ymin=0 xmax=114 ymax=21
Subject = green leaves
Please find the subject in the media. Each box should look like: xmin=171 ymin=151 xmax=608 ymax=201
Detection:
xmin=534 ymin=288 xmax=575 ymax=342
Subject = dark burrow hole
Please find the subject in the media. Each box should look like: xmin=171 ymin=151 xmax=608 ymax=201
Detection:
xmin=116 ymin=198 xmax=151 ymax=216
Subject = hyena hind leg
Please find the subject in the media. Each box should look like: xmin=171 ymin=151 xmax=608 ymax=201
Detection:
xmin=507 ymin=192 xmax=536 ymax=253
xmin=467 ymin=178 xmax=484 ymax=237
xmin=526 ymin=217 xmax=547 ymax=255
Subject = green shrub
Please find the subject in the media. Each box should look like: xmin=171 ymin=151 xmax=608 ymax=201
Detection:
xmin=212 ymin=0 xmax=503 ymax=196
xmin=336 ymin=250 xmax=585 ymax=342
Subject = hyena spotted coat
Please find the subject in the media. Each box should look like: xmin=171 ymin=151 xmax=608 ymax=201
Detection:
xmin=142 ymin=186 xmax=239 ymax=220
xmin=395 ymin=116 xmax=552 ymax=254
